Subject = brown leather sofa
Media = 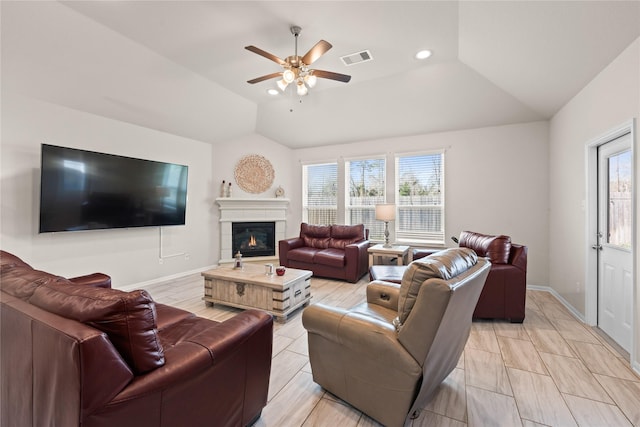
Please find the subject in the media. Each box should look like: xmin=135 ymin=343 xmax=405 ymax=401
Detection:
xmin=413 ymin=230 xmax=528 ymax=322
xmin=1 ymin=250 xmax=273 ymax=427
xmin=279 ymin=223 xmax=369 ymax=283
xmin=303 ymin=248 xmax=491 ymax=427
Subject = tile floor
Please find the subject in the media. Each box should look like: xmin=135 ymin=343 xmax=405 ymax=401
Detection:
xmin=122 ymin=271 xmax=640 ymax=426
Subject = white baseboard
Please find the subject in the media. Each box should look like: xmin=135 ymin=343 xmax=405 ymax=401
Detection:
xmin=528 ymin=285 xmax=640 ymax=376
xmin=117 ymin=264 xmax=218 ymax=291
xmin=526 ymin=285 xmax=586 ymax=323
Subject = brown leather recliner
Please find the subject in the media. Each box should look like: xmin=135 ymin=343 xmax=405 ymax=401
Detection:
xmin=414 ymin=230 xmax=528 ymax=323
xmin=1 ymin=250 xmax=273 ymax=427
xmin=303 ymin=248 xmax=490 ymax=427
xmin=279 ymin=223 xmax=369 ymax=283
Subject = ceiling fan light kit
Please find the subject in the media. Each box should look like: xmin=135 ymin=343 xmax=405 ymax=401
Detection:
xmin=246 ymin=25 xmax=351 ymax=96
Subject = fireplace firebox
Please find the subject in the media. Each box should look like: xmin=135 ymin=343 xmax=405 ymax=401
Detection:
xmin=232 ymin=222 xmax=276 ymax=258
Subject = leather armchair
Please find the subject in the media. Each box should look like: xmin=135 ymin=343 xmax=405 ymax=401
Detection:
xmin=373 ymin=231 xmax=527 ymax=323
xmin=415 ymin=231 xmax=528 ymax=322
xmin=302 ymin=248 xmax=490 ymax=427
xmin=279 ymin=223 xmax=369 ymax=283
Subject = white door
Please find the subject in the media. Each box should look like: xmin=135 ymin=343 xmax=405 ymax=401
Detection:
xmin=597 ymin=132 xmax=633 ymax=352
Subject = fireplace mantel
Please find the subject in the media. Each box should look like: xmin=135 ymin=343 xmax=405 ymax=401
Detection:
xmin=216 ymin=197 xmax=289 ymax=215
xmin=216 ymin=198 xmax=289 ymax=263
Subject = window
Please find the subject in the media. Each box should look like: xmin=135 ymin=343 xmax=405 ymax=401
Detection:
xmin=345 ymin=158 xmax=386 ymax=240
xmin=302 ymin=162 xmax=338 ymax=225
xmin=607 ymin=149 xmax=632 ymax=249
xmin=395 ymin=152 xmax=444 ymax=245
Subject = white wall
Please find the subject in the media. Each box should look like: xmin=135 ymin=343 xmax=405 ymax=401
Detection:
xmin=549 ymin=37 xmax=640 ymax=369
xmin=0 ymin=0 xmax=264 ymax=287
xmin=1 ymin=94 xmax=216 ymax=287
xmin=209 ymin=133 xmax=295 ymax=259
xmin=211 ymin=133 xmax=294 ymax=201
xmin=291 ymin=121 xmax=550 ymax=286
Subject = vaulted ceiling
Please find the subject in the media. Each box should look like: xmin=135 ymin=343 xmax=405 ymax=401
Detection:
xmin=3 ymin=1 xmax=640 ymax=148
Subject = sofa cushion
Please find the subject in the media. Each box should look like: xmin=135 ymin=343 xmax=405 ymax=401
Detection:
xmin=314 ymin=248 xmax=346 ymax=268
xmin=397 ymin=248 xmax=478 ymax=325
xmin=288 ymin=247 xmax=320 ymax=264
xmin=300 ymin=223 xmax=331 ymax=248
xmin=155 ymin=303 xmax=197 ymax=331
xmin=29 ymin=282 xmax=165 ymax=374
xmin=459 ymin=231 xmax=511 ymax=264
xmin=328 ymin=224 xmax=365 ymax=249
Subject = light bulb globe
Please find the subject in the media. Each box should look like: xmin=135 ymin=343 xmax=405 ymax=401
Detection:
xmin=283 ymin=69 xmax=295 ymax=83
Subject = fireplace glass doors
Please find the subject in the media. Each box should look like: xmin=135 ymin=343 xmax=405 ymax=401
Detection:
xmin=232 ymin=222 xmax=276 ymax=258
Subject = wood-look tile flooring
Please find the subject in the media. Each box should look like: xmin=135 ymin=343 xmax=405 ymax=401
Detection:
xmin=122 ymin=272 xmax=640 ymax=427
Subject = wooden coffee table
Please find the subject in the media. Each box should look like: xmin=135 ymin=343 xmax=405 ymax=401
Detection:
xmin=201 ymin=263 xmax=312 ymax=322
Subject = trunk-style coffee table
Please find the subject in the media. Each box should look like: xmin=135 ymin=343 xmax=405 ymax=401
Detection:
xmin=202 ymin=263 xmax=312 ymax=323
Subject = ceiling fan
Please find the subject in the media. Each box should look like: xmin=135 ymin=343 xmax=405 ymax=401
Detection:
xmin=245 ymin=25 xmax=351 ymax=96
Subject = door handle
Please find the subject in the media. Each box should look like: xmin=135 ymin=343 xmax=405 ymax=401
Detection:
xmin=592 ymin=244 xmax=603 ymax=251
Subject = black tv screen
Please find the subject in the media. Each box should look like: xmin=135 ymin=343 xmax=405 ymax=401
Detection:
xmin=39 ymin=144 xmax=188 ymax=233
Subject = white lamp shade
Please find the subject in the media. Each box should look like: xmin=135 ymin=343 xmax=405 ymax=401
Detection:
xmin=375 ymin=204 xmax=396 ymax=221
xmin=277 ymin=79 xmax=288 ymax=91
xmin=296 ymin=81 xmax=308 ymax=96
xmin=304 ymin=74 xmax=317 ymax=88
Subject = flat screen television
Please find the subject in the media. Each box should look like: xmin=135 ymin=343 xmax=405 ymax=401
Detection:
xmin=39 ymin=144 xmax=188 ymax=233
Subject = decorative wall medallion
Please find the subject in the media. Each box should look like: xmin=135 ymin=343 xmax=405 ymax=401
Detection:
xmin=234 ymin=154 xmax=275 ymax=194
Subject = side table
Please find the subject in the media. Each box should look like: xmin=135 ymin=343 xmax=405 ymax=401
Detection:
xmin=367 ymin=244 xmax=410 ymax=267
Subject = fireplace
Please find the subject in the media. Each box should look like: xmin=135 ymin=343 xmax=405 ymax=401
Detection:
xmin=232 ymin=222 xmax=276 ymax=258
xmin=217 ymin=197 xmax=288 ymax=263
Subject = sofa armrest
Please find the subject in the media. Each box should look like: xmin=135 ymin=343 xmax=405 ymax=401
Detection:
xmin=366 ymin=281 xmax=400 ymax=311
xmin=344 ymin=239 xmax=370 ymax=282
xmin=509 ymin=244 xmax=528 ymax=272
xmin=279 ymin=237 xmax=304 ymax=267
xmin=345 ymin=239 xmax=369 ymax=262
xmin=112 ymin=310 xmax=273 ymax=401
xmin=348 ymin=239 xmax=370 ymax=251
xmin=303 ymin=304 xmax=416 ymax=369
xmin=68 ymin=273 xmax=112 ymax=289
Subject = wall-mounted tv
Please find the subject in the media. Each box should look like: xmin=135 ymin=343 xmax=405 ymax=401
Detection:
xmin=39 ymin=144 xmax=188 ymax=233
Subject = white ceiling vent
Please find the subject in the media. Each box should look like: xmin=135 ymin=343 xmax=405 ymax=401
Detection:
xmin=340 ymin=50 xmax=373 ymax=66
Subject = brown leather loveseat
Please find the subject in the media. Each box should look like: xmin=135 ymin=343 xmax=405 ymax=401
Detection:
xmin=414 ymin=230 xmax=528 ymax=322
xmin=0 ymin=250 xmax=273 ymax=427
xmin=279 ymin=223 xmax=369 ymax=283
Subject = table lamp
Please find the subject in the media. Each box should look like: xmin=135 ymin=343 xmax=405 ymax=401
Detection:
xmin=375 ymin=204 xmax=396 ymax=248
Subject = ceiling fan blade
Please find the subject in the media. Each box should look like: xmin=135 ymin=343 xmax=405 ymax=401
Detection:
xmin=301 ymin=40 xmax=332 ymax=65
xmin=312 ymin=69 xmax=351 ymax=83
xmin=245 ymin=45 xmax=287 ymax=66
xmin=247 ymin=72 xmax=283 ymax=84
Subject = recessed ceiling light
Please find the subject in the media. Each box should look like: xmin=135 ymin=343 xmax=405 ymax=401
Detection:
xmin=266 ymin=88 xmax=279 ymax=96
xmin=415 ymin=50 xmax=432 ymax=60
